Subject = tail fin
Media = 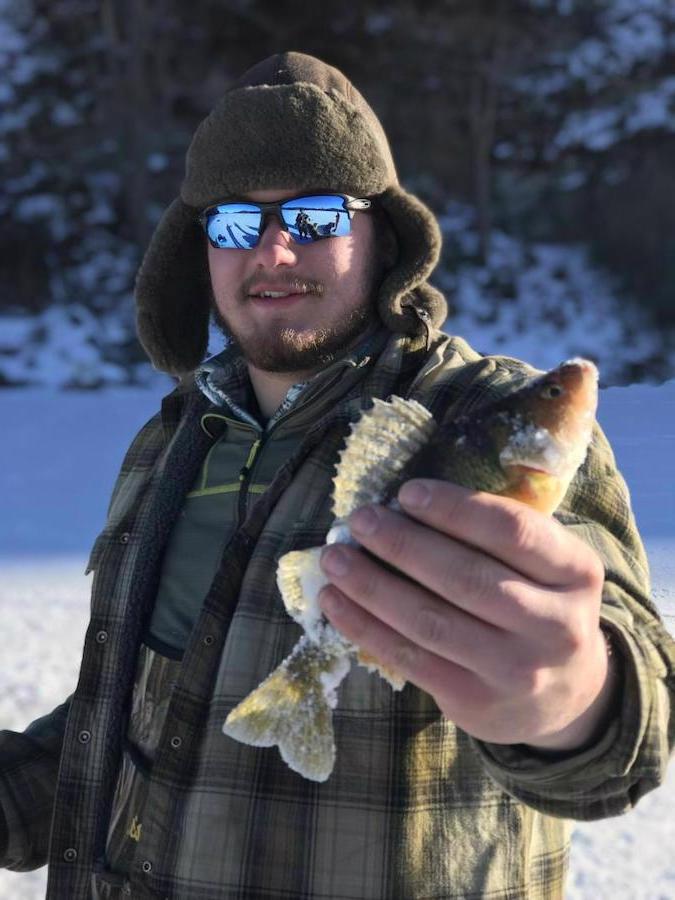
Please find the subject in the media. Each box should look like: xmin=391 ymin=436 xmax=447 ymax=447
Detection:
xmin=223 ymin=638 xmax=350 ymax=782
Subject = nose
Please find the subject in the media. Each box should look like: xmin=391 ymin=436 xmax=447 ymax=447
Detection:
xmin=253 ymin=213 xmax=298 ymax=267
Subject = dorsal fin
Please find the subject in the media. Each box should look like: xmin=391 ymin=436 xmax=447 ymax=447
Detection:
xmin=332 ymin=396 xmax=436 ymax=519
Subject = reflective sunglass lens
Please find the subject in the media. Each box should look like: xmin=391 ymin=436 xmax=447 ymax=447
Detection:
xmin=205 ymin=204 xmax=262 ymax=249
xmin=281 ymin=195 xmax=351 ymax=243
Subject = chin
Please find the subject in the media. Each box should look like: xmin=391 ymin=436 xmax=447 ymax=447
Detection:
xmin=238 ymin=335 xmax=338 ymax=373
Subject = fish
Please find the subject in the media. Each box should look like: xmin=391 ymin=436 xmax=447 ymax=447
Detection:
xmin=223 ymin=357 xmax=599 ymax=782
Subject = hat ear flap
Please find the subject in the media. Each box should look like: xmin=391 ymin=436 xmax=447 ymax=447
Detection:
xmin=136 ymin=198 xmax=211 ymax=375
xmin=375 ymin=187 xmax=449 ymax=335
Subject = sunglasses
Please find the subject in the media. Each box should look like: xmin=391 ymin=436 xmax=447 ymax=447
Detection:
xmin=198 ymin=193 xmax=372 ymax=250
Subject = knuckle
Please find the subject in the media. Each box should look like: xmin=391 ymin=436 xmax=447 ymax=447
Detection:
xmin=541 ymin=615 xmax=586 ymax=662
xmin=358 ymin=567 xmax=380 ymax=600
xmin=391 ymin=640 xmax=420 ymax=675
xmin=451 ymin=559 xmax=494 ymax=606
xmin=415 ymin=606 xmax=446 ymax=648
xmin=345 ymin=612 xmax=368 ymax=644
xmin=503 ymin=654 xmax=542 ymax=695
xmin=582 ymin=551 xmax=605 ymax=591
xmin=564 ymin=535 xmax=605 ymax=590
xmin=557 ymin=620 xmax=587 ymax=656
xmin=384 ymin=519 xmax=411 ymax=561
xmin=439 ymin=484 xmax=468 ymax=522
xmin=502 ymin=504 xmax=538 ymax=554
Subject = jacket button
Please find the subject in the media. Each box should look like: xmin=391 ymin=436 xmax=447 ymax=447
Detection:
xmin=95 ymin=630 xmax=109 ymax=644
xmin=78 ymin=730 xmax=92 ymax=744
xmin=170 ymin=735 xmax=182 ymax=749
xmin=203 ymin=634 xmax=214 ymax=646
xmin=142 ymin=860 xmax=152 ymax=873
xmin=63 ymin=847 xmax=77 ymax=862
xmin=119 ymin=532 xmax=130 ymax=544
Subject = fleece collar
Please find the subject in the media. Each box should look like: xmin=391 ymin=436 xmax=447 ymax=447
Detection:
xmin=195 ymin=327 xmax=390 ymax=431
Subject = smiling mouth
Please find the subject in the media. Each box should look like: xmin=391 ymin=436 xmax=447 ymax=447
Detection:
xmin=249 ymin=290 xmax=309 ymax=299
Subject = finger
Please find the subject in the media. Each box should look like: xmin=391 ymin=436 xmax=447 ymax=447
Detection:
xmin=396 ymin=479 xmax=604 ymax=588
xmin=319 ymin=584 xmax=485 ymax=704
xmin=319 ymin=543 xmax=510 ymax=680
xmin=343 ymin=504 xmax=566 ymax=636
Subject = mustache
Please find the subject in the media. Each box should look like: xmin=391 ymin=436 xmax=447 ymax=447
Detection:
xmin=241 ymin=275 xmax=325 ymax=298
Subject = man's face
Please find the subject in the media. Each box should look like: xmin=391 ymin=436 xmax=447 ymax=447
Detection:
xmin=207 ymin=188 xmax=384 ymax=374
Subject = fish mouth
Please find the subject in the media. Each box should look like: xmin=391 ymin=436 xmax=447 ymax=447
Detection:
xmin=506 ymin=463 xmax=553 ymax=476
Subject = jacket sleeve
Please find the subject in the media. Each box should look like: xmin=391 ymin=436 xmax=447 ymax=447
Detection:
xmin=0 ymin=698 xmax=71 ymax=870
xmin=470 ymin=420 xmax=675 ymax=820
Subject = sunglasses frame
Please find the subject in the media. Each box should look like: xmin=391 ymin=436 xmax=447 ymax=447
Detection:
xmin=197 ymin=193 xmax=372 ymax=249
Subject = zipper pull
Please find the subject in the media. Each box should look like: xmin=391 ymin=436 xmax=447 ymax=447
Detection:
xmin=239 ymin=438 xmax=261 ymax=482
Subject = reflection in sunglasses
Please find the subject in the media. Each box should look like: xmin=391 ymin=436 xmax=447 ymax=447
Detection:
xmin=200 ymin=194 xmax=370 ymax=249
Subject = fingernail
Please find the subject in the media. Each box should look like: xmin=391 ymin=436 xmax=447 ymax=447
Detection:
xmin=320 ymin=546 xmax=349 ymax=576
xmin=399 ymin=481 xmax=431 ymax=509
xmin=349 ymin=505 xmax=379 ymax=536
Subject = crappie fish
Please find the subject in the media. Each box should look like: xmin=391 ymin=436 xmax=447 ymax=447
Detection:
xmin=223 ymin=358 xmax=599 ymax=781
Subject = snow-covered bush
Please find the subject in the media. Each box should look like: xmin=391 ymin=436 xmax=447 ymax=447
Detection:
xmin=437 ymin=203 xmax=673 ymax=385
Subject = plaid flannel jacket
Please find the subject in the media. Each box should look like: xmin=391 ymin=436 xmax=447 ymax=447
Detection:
xmin=1 ymin=329 xmax=673 ymax=899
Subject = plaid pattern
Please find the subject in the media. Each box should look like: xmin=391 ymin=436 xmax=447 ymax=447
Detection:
xmin=0 ymin=329 xmax=673 ymax=899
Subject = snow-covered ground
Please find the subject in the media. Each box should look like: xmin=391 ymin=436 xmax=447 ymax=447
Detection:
xmin=0 ymin=376 xmax=673 ymax=899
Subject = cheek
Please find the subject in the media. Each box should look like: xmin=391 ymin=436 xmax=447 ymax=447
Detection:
xmin=207 ymin=245 xmax=242 ymax=292
xmin=320 ymin=238 xmax=359 ymax=281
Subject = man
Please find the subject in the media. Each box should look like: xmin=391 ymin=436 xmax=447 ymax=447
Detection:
xmin=1 ymin=51 xmax=673 ymax=899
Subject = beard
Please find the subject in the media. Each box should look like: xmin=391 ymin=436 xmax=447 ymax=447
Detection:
xmin=208 ymin=247 xmax=385 ymax=373
xmin=210 ymin=295 xmax=378 ymax=373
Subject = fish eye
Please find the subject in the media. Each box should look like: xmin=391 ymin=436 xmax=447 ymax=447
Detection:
xmin=541 ymin=383 xmax=564 ymax=399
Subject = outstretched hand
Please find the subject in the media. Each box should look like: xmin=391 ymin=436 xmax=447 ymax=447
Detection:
xmin=318 ymin=478 xmax=619 ymax=752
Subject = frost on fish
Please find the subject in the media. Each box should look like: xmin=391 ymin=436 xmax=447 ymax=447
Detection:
xmin=223 ymin=631 xmax=351 ymax=783
xmin=223 ymin=360 xmax=599 ymax=782
xmin=277 ymin=547 xmax=328 ymax=642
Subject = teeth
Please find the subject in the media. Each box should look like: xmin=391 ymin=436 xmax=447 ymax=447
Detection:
xmin=251 ymin=289 xmax=309 ymax=298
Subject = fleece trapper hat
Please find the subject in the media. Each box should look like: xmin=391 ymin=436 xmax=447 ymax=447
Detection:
xmin=135 ymin=51 xmax=447 ymax=375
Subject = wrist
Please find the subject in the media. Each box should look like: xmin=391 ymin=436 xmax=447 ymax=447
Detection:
xmin=525 ymin=628 xmax=621 ymax=754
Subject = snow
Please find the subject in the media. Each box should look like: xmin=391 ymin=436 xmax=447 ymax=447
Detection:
xmin=0 ymin=305 xmax=162 ymax=390
xmin=4 ymin=198 xmax=673 ymax=390
xmin=554 ymin=78 xmax=675 ymax=152
xmin=2 ymin=202 xmax=671 ymax=389
xmin=520 ymin=1 xmax=675 ymax=97
xmin=0 ymin=374 xmax=673 ymax=897
xmin=439 ymin=204 xmax=673 ymax=385
xmin=512 ymin=1 xmax=675 ymax=162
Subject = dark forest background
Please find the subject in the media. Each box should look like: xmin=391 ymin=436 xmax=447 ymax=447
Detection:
xmin=1 ymin=0 xmax=674 ymax=386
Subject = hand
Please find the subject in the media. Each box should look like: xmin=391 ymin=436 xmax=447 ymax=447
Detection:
xmin=318 ymin=478 xmax=619 ymax=752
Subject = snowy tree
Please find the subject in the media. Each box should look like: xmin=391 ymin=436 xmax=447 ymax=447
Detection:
xmin=1 ymin=0 xmax=672 ymax=386
xmin=499 ymin=0 xmax=675 ymax=333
